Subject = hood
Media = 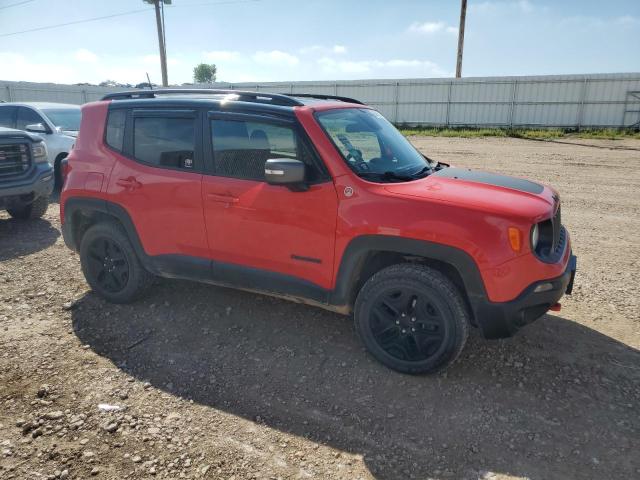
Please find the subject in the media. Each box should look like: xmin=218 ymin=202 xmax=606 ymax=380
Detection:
xmin=384 ymin=167 xmax=557 ymax=223
xmin=0 ymin=126 xmax=43 ymax=142
xmin=60 ymin=129 xmax=78 ymax=138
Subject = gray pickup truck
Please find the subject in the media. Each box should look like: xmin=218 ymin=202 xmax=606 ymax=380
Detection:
xmin=0 ymin=127 xmax=53 ymax=219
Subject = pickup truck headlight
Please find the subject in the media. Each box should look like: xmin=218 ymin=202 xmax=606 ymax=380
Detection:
xmin=531 ymin=223 xmax=539 ymax=250
xmin=32 ymin=142 xmax=49 ymax=164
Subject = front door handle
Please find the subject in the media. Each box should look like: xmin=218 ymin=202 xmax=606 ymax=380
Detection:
xmin=207 ymin=193 xmax=239 ymax=204
xmin=116 ymin=176 xmax=142 ymax=190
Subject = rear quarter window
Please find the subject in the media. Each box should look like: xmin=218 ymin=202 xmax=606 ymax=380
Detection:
xmin=105 ymin=109 xmax=126 ymax=151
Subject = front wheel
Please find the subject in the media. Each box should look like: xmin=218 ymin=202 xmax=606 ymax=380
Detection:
xmin=79 ymin=222 xmax=153 ymax=303
xmin=7 ymin=195 xmax=49 ymax=220
xmin=354 ymin=264 xmax=469 ymax=374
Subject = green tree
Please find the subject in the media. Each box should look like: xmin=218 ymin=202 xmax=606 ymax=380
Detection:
xmin=193 ymin=63 xmax=217 ymax=83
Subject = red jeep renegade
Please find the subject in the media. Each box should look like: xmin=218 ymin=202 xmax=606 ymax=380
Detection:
xmin=60 ymin=89 xmax=576 ymax=374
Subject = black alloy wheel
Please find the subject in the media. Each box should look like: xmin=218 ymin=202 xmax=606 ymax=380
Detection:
xmin=354 ymin=264 xmax=469 ymax=374
xmin=86 ymin=237 xmax=130 ymax=293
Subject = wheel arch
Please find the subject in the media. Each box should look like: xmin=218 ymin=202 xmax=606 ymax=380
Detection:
xmin=61 ymin=197 xmax=147 ymax=262
xmin=330 ymin=235 xmax=488 ymax=323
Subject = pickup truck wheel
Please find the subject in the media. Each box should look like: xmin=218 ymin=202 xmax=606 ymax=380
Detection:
xmin=354 ymin=264 xmax=469 ymax=374
xmin=79 ymin=222 xmax=153 ymax=303
xmin=7 ymin=196 xmax=49 ymax=220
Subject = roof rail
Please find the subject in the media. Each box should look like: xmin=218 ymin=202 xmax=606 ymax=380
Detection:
xmin=100 ymin=88 xmax=365 ymax=107
xmin=288 ymin=93 xmax=364 ymax=105
xmin=101 ymin=89 xmax=304 ymax=106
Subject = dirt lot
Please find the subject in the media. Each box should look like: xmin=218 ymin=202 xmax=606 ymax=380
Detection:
xmin=1 ymin=136 xmax=639 ymax=480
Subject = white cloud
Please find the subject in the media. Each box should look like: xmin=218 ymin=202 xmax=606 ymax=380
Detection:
xmin=74 ymin=49 xmax=98 ymax=63
xmin=203 ymin=50 xmax=241 ymax=62
xmin=299 ymin=45 xmax=348 ymax=55
xmin=253 ymin=50 xmax=299 ymax=66
xmin=616 ymin=15 xmax=640 ymax=26
xmin=408 ymin=21 xmax=458 ymax=35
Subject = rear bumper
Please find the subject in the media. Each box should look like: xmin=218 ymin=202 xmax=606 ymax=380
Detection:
xmin=0 ymin=164 xmax=54 ymax=208
xmin=475 ymin=253 xmax=577 ymax=339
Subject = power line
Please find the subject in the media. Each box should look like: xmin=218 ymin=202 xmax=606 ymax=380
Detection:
xmin=0 ymin=0 xmax=261 ymax=38
xmin=0 ymin=7 xmax=151 ymax=38
xmin=0 ymin=0 xmax=35 ymax=10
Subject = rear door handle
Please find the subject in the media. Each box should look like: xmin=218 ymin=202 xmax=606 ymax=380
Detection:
xmin=206 ymin=193 xmax=239 ymax=204
xmin=116 ymin=177 xmax=142 ymax=190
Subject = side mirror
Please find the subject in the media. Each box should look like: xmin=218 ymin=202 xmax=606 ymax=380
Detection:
xmin=265 ymin=158 xmax=306 ymax=190
xmin=25 ymin=123 xmax=48 ymax=134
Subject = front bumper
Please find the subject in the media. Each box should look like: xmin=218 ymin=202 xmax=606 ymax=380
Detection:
xmin=475 ymin=254 xmax=577 ymax=339
xmin=0 ymin=163 xmax=54 ymax=208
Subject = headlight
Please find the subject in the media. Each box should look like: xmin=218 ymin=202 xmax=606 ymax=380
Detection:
xmin=32 ymin=142 xmax=49 ymax=164
xmin=531 ymin=223 xmax=539 ymax=250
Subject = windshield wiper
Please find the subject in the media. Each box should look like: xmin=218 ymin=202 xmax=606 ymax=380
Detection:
xmin=409 ymin=166 xmax=432 ymax=179
xmin=359 ymin=171 xmax=414 ymax=182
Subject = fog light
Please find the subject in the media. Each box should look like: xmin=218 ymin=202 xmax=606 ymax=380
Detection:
xmin=534 ymin=283 xmax=553 ymax=293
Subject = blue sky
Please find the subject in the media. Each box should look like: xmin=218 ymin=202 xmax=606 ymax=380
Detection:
xmin=0 ymin=0 xmax=638 ymax=85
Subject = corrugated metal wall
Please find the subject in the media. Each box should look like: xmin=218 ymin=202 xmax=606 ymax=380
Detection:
xmin=2 ymin=73 xmax=639 ymax=128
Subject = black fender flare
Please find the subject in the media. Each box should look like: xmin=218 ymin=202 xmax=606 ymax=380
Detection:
xmin=62 ymin=197 xmax=147 ymax=262
xmin=329 ymin=235 xmax=489 ymax=318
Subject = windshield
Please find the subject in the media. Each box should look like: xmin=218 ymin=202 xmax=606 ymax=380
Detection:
xmin=41 ymin=107 xmax=81 ymax=131
xmin=316 ymin=108 xmax=432 ymax=182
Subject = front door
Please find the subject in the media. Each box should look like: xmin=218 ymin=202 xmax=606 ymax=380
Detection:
xmin=202 ymin=112 xmax=338 ymax=291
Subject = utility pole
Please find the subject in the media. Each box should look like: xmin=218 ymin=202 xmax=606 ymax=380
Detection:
xmin=455 ymin=0 xmax=467 ymax=78
xmin=144 ymin=0 xmax=170 ymax=86
xmin=153 ymin=0 xmax=168 ymax=86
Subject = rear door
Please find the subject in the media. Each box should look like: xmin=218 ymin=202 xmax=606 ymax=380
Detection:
xmin=201 ymin=111 xmax=338 ymax=290
xmin=106 ymin=107 xmax=209 ymax=259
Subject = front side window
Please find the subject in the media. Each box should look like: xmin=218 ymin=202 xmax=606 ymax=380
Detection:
xmin=211 ymin=119 xmax=320 ymax=181
xmin=316 ymin=108 xmax=432 ymax=182
xmin=16 ymin=108 xmax=44 ymax=131
xmin=133 ymin=117 xmax=195 ymax=169
xmin=41 ymin=107 xmax=81 ymax=132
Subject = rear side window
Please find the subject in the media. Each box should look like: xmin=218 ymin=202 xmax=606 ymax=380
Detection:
xmin=211 ymin=119 xmax=321 ymax=181
xmin=133 ymin=117 xmax=195 ymax=170
xmin=105 ymin=110 xmax=126 ymax=151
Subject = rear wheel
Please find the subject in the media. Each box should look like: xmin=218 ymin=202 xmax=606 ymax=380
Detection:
xmin=79 ymin=221 xmax=153 ymax=303
xmin=7 ymin=196 xmax=49 ymax=220
xmin=354 ymin=264 xmax=469 ymax=374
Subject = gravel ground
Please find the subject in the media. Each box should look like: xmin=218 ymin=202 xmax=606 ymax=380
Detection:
xmin=1 ymin=136 xmax=639 ymax=480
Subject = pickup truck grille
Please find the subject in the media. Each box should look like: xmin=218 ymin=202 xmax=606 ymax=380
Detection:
xmin=0 ymin=143 xmax=31 ymax=180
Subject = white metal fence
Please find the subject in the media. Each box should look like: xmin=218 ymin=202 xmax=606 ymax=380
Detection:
xmin=3 ymin=73 xmax=640 ymax=128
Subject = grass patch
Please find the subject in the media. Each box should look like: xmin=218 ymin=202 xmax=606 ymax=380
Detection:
xmin=399 ymin=126 xmax=640 ymax=140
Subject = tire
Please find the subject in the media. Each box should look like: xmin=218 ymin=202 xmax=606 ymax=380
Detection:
xmin=54 ymin=154 xmax=67 ymax=190
xmin=79 ymin=221 xmax=154 ymax=303
xmin=354 ymin=264 xmax=469 ymax=374
xmin=7 ymin=195 xmax=49 ymax=220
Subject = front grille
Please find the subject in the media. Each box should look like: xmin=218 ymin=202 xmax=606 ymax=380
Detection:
xmin=0 ymin=143 xmax=31 ymax=180
xmin=534 ymin=201 xmax=565 ymax=263
xmin=551 ymin=204 xmax=561 ymax=252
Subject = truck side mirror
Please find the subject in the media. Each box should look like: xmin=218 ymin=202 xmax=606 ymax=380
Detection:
xmin=25 ymin=123 xmax=48 ymax=134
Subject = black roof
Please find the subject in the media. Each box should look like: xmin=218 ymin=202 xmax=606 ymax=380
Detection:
xmin=101 ymin=89 xmax=364 ymax=107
